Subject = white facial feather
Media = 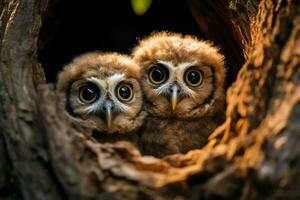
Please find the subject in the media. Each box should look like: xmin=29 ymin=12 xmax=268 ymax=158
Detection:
xmin=107 ymin=73 xmax=125 ymax=89
xmin=107 ymin=74 xmax=130 ymax=112
xmin=177 ymin=61 xmax=198 ymax=98
xmin=152 ymin=60 xmax=174 ymax=96
xmin=81 ymin=74 xmax=130 ymax=115
xmin=152 ymin=60 xmax=198 ymax=98
xmin=81 ymin=77 xmax=106 ymax=115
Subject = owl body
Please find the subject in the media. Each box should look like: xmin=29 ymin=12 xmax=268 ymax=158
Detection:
xmin=57 ymin=52 xmax=147 ymax=144
xmin=133 ymin=32 xmax=226 ymax=157
xmin=138 ymin=116 xmax=224 ymax=157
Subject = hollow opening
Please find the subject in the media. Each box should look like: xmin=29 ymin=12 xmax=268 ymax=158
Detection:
xmin=37 ymin=0 xmax=243 ymax=159
xmin=38 ymin=0 xmax=205 ymax=83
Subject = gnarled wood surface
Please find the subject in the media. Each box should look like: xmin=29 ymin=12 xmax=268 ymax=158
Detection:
xmin=0 ymin=0 xmax=299 ymax=199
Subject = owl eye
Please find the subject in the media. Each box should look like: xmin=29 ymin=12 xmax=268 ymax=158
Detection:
xmin=184 ymin=68 xmax=204 ymax=87
xmin=78 ymin=84 xmax=99 ymax=103
xmin=116 ymin=82 xmax=134 ymax=102
xmin=148 ymin=64 xmax=168 ymax=85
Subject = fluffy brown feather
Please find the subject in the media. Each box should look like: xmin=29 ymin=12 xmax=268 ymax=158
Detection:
xmin=57 ymin=52 xmax=147 ymax=144
xmin=132 ymin=32 xmax=226 ymax=157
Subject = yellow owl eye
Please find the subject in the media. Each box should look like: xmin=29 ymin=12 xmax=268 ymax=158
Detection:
xmin=116 ymin=83 xmax=134 ymax=102
xmin=79 ymin=84 xmax=99 ymax=103
xmin=148 ymin=64 xmax=168 ymax=85
xmin=184 ymin=68 xmax=203 ymax=87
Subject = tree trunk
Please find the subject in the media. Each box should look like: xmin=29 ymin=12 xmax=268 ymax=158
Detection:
xmin=0 ymin=0 xmax=299 ymax=199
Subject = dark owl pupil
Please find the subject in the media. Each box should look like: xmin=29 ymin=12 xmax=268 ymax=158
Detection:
xmin=119 ymin=86 xmax=131 ymax=99
xmin=188 ymin=71 xmax=200 ymax=84
xmin=152 ymin=68 xmax=165 ymax=82
xmin=81 ymin=87 xmax=97 ymax=101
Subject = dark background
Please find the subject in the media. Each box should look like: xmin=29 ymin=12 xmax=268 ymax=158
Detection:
xmin=38 ymin=0 xmax=205 ymax=83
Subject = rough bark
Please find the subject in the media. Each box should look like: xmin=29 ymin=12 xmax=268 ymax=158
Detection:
xmin=0 ymin=0 xmax=299 ymax=199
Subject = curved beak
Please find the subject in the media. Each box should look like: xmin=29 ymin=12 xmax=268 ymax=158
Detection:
xmin=104 ymin=100 xmax=113 ymax=128
xmin=170 ymin=84 xmax=179 ymax=111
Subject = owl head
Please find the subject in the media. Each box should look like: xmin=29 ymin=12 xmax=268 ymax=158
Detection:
xmin=132 ymin=32 xmax=225 ymax=119
xmin=57 ymin=52 xmax=146 ymax=134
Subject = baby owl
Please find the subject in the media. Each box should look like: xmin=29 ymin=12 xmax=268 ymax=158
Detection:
xmin=57 ymin=52 xmax=146 ymax=144
xmin=132 ymin=32 xmax=226 ymax=157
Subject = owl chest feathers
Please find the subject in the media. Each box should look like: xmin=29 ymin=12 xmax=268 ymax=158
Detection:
xmin=138 ymin=116 xmax=220 ymax=157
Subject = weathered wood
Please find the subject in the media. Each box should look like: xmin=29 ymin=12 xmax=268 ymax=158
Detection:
xmin=0 ymin=0 xmax=299 ymax=199
xmin=0 ymin=132 xmax=10 ymax=198
xmin=206 ymin=0 xmax=300 ymax=198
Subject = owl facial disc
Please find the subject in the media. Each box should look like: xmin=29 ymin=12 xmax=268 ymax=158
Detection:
xmin=57 ymin=52 xmax=146 ymax=135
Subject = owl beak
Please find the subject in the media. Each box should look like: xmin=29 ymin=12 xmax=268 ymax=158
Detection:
xmin=170 ymin=84 xmax=179 ymax=110
xmin=104 ymin=100 xmax=113 ymax=128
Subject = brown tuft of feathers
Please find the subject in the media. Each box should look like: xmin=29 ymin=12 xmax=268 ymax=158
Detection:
xmin=57 ymin=52 xmax=147 ymax=145
xmin=132 ymin=32 xmax=226 ymax=157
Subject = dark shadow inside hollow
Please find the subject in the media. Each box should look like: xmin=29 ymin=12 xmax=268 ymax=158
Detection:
xmin=36 ymin=0 xmax=238 ymax=159
xmin=38 ymin=0 xmax=205 ymax=84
